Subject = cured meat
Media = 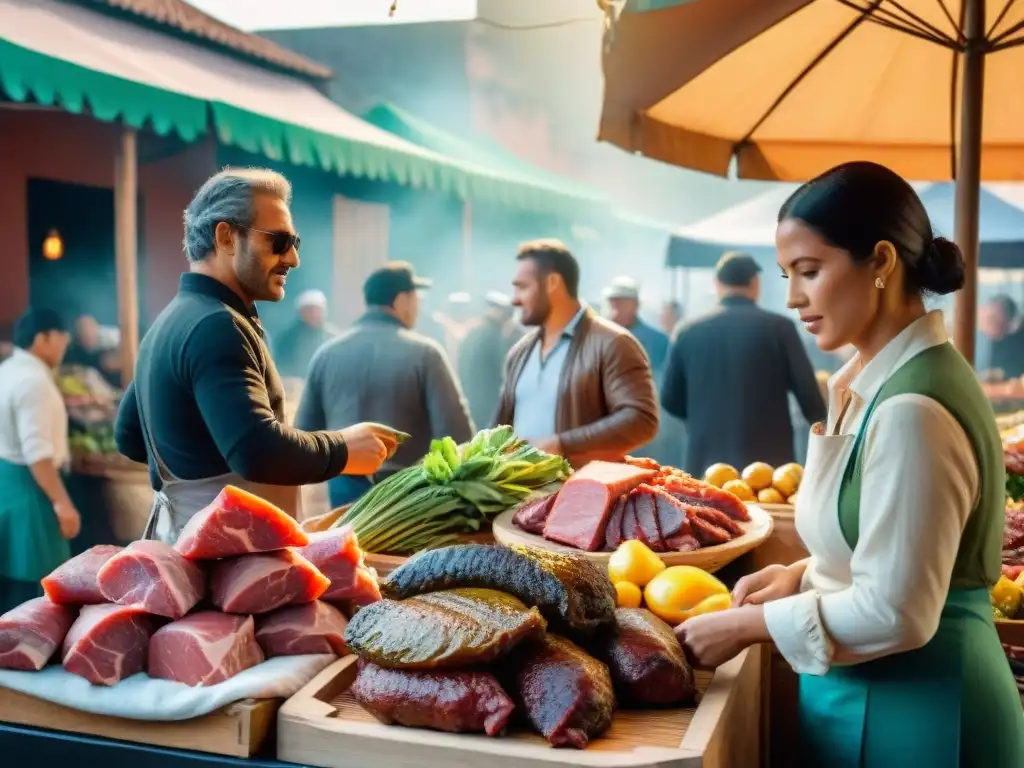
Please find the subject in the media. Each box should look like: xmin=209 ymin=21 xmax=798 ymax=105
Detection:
xmin=381 ymin=543 xmax=616 ymax=634
xmin=603 ymin=495 xmax=628 ymax=551
xmin=148 ymin=612 xmax=264 ymax=686
xmin=351 ymin=659 xmax=515 ymax=736
xmin=512 ymin=635 xmax=614 ymax=749
xmin=623 ymin=456 xmax=662 ymax=471
xmin=512 ymin=493 xmax=558 ymax=535
xmin=1005 ymin=505 xmax=1024 ymax=551
xmin=665 ymin=532 xmax=700 ymax=552
xmin=661 ymin=473 xmax=750 ymax=521
xmin=296 ymin=527 xmax=381 ymax=606
xmin=543 ymin=461 xmax=659 ymax=551
xmin=689 ymin=515 xmax=733 ymax=546
xmin=63 ymin=604 xmax=155 ymax=686
xmin=632 ymin=490 xmax=665 ymax=551
xmin=647 ymin=486 xmax=691 ymax=537
xmin=0 ymin=598 xmax=77 ymax=671
xmin=592 ymin=609 xmax=695 ymax=706
xmin=175 ymin=485 xmax=308 ymax=560
xmin=255 ymin=601 xmax=348 ymax=658
xmin=620 ymin=496 xmax=641 ymax=542
xmin=1003 ymin=564 xmax=1024 ymax=581
xmin=97 ymin=540 xmax=205 ymax=620
xmin=210 ymin=549 xmax=329 ymax=615
xmin=41 ymin=545 xmax=123 ymax=605
xmin=344 ymin=588 xmax=545 ymax=670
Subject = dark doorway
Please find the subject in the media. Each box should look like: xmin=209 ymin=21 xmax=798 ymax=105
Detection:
xmin=26 ymin=178 xmax=145 ymax=329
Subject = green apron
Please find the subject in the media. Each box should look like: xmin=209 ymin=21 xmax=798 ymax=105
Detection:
xmin=797 ymin=342 xmax=1024 ymax=767
xmin=0 ymin=458 xmax=68 ymax=607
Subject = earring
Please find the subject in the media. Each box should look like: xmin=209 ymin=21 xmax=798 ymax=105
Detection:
xmin=875 ymin=277 xmax=885 ymax=289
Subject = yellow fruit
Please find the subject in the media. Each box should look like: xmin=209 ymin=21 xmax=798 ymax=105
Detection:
xmin=786 ymin=493 xmax=799 ymax=506
xmin=678 ymin=593 xmax=733 ymax=622
xmin=742 ymin=462 xmax=774 ymax=491
xmin=615 ymin=581 xmax=643 ymax=609
xmin=777 ymin=462 xmax=804 ymax=485
xmin=771 ymin=466 xmax=799 ymax=498
xmin=758 ymin=487 xmax=785 ymax=505
xmin=703 ymin=463 xmax=739 ymax=488
xmin=643 ymin=566 xmax=729 ymax=625
xmin=991 ymin=575 xmax=1024 ymax=618
xmin=722 ymin=479 xmax=755 ymax=502
xmin=608 ymin=540 xmax=666 ymax=587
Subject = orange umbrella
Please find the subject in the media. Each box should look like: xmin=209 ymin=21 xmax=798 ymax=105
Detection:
xmin=599 ymin=0 xmax=1023 ymax=364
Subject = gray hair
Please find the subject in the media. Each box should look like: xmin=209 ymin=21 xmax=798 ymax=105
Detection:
xmin=183 ymin=168 xmax=292 ymax=262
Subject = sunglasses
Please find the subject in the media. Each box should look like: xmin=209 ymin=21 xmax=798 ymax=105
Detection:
xmin=237 ymin=225 xmax=301 ymax=255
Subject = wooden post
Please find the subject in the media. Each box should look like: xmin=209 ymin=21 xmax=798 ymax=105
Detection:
xmin=952 ymin=0 xmax=985 ymax=366
xmin=114 ymin=127 xmax=139 ymax=388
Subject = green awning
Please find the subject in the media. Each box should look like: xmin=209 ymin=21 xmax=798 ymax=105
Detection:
xmin=362 ymin=103 xmax=609 ymax=215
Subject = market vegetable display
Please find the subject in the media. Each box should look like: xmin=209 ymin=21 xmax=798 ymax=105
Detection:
xmin=333 ymin=427 xmax=571 ymax=555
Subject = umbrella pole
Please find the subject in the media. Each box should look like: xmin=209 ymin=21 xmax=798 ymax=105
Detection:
xmin=952 ymin=0 xmax=986 ymax=366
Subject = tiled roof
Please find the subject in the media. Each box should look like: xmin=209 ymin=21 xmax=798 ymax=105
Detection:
xmin=81 ymin=0 xmax=333 ymax=79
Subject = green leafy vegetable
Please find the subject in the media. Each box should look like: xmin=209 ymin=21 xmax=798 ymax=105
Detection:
xmin=1008 ymin=472 xmax=1024 ymax=503
xmin=334 ymin=426 xmax=570 ymax=554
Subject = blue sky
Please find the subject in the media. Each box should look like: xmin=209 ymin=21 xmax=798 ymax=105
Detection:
xmin=191 ymin=0 xmax=478 ymax=31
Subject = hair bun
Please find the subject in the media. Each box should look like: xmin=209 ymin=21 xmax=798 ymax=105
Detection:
xmin=916 ymin=236 xmax=965 ymax=295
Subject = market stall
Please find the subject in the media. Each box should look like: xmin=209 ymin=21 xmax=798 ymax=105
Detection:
xmin=0 ymin=429 xmax=772 ymax=766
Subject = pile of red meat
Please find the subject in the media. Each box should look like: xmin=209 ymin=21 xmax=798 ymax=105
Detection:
xmin=1002 ymin=502 xmax=1024 ymax=581
xmin=0 ymin=486 xmax=380 ymax=687
xmin=513 ymin=457 xmax=750 ymax=553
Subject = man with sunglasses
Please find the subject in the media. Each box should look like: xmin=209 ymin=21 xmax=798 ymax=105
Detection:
xmin=114 ymin=168 xmax=396 ymax=541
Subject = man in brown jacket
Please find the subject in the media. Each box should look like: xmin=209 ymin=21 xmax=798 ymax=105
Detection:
xmin=494 ymin=240 xmax=659 ymax=467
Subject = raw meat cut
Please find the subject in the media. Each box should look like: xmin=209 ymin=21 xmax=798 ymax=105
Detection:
xmin=381 ymin=543 xmax=616 ymax=634
xmin=344 ymin=588 xmax=546 ymax=669
xmin=210 ymin=549 xmax=329 ymax=615
xmin=603 ymin=495 xmax=628 ymax=551
xmin=255 ymin=601 xmax=348 ymax=658
xmin=63 ymin=604 xmax=155 ymax=686
xmin=511 ymin=493 xmax=558 ymax=535
xmin=659 ymin=473 xmax=750 ymax=521
xmin=543 ymin=461 xmax=658 ymax=551
xmin=148 ymin=611 xmax=264 ymax=686
xmin=512 ymin=635 xmax=614 ymax=749
xmin=352 ymin=659 xmax=515 ymax=736
xmin=41 ymin=545 xmax=122 ymax=605
xmin=0 ymin=598 xmax=77 ymax=671
xmin=97 ymin=540 xmax=205 ymax=620
xmin=593 ymin=608 xmax=695 ymax=706
xmin=296 ymin=527 xmax=381 ymax=606
xmin=175 ymin=485 xmax=308 ymax=560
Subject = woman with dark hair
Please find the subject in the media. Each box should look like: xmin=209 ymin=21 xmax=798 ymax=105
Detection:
xmin=677 ymin=161 xmax=1024 ymax=766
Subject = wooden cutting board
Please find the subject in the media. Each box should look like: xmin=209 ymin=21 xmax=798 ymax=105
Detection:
xmin=277 ymin=646 xmax=763 ymax=768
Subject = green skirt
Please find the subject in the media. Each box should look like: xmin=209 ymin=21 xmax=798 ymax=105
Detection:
xmin=798 ymin=589 xmax=1024 ymax=767
xmin=0 ymin=459 xmax=69 ymax=584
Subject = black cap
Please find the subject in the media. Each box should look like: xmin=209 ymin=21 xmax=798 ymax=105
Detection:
xmin=13 ymin=308 xmax=66 ymax=349
xmin=715 ymin=251 xmax=762 ymax=287
xmin=363 ymin=262 xmax=432 ymax=307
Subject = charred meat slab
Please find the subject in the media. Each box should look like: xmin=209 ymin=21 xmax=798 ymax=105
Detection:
xmin=344 ymin=587 xmax=545 ymax=669
xmin=592 ymin=608 xmax=695 ymax=707
xmin=381 ymin=544 xmax=615 ymax=635
xmin=511 ymin=634 xmax=614 ymax=749
xmin=351 ymin=659 xmax=515 ymax=736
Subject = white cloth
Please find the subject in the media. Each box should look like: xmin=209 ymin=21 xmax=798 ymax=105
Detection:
xmin=0 ymin=654 xmax=335 ymax=721
xmin=0 ymin=348 xmax=69 ymax=466
xmin=763 ymin=311 xmax=979 ymax=675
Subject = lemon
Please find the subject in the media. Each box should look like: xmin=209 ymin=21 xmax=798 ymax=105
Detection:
xmin=722 ymin=479 xmax=755 ymax=502
xmin=772 ymin=466 xmax=800 ymax=497
xmin=742 ymin=462 xmax=774 ymax=491
xmin=608 ymin=540 xmax=666 ymax=587
xmin=703 ymin=463 xmax=739 ymax=488
xmin=614 ymin=581 xmax=643 ymax=609
xmin=678 ymin=593 xmax=733 ymax=623
xmin=758 ymin=487 xmax=785 ymax=505
xmin=777 ymin=462 xmax=804 ymax=484
xmin=643 ymin=566 xmax=729 ymax=625
xmin=786 ymin=493 xmax=799 ymax=506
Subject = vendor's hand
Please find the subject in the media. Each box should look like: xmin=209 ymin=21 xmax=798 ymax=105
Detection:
xmin=53 ymin=500 xmax=81 ymax=540
xmin=675 ymin=605 xmax=768 ymax=670
xmin=731 ymin=563 xmax=803 ymax=607
xmin=338 ymin=423 xmax=398 ymax=476
xmin=531 ymin=435 xmax=562 ymax=456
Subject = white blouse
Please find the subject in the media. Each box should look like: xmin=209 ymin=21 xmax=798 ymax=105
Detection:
xmin=762 ymin=311 xmax=979 ymax=675
xmin=0 ymin=348 xmax=70 ymax=468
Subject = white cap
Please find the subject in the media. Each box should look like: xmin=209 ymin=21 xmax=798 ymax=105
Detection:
xmin=297 ymin=289 xmax=328 ymax=310
xmin=603 ymin=275 xmax=640 ymax=300
xmin=485 ymin=290 xmax=511 ymax=308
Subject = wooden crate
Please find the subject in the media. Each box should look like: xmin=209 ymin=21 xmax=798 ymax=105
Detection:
xmin=0 ymin=687 xmax=278 ymax=758
xmin=278 ymin=645 xmax=762 ymax=768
